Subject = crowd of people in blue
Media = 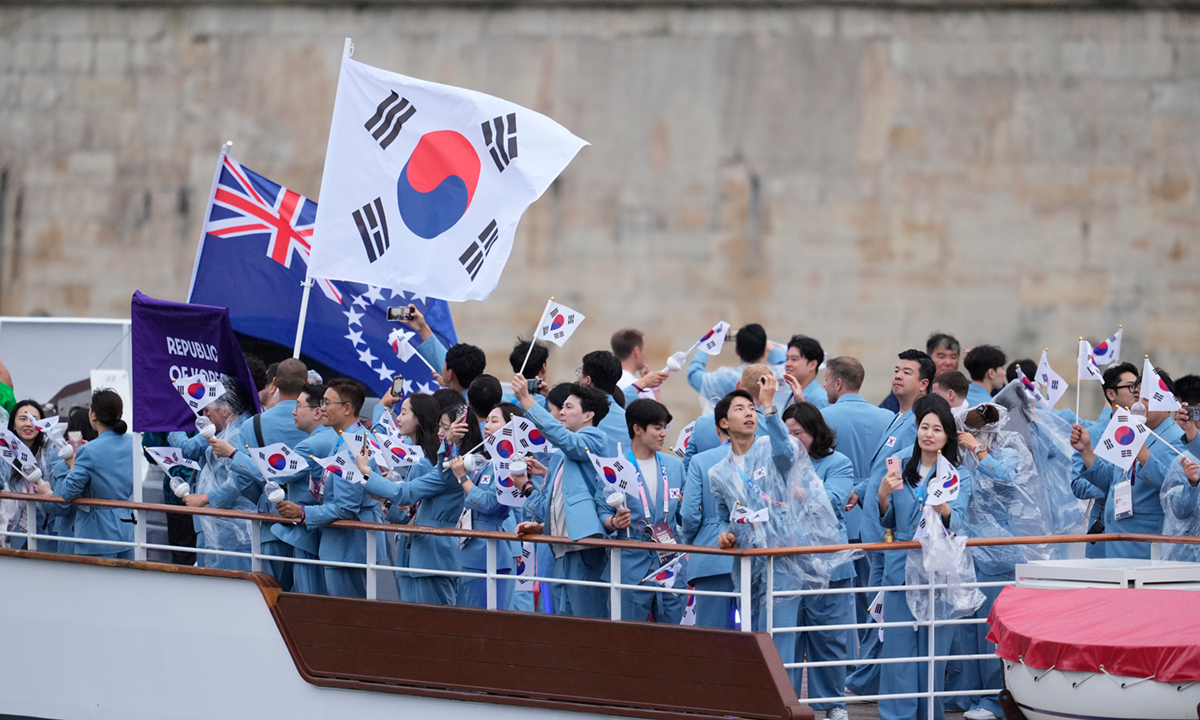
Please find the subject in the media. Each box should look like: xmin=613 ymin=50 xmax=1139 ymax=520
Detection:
xmin=3 ymin=313 xmax=1200 ymax=720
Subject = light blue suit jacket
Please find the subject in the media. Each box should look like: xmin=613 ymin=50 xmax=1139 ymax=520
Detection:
xmin=821 ymin=394 xmax=895 ymax=540
xmin=593 ymin=450 xmax=685 ymax=583
xmin=683 ymin=409 xmax=767 ymax=471
xmin=524 ymin=403 xmax=607 ymax=541
xmin=365 ymin=449 xmax=464 ymax=574
xmin=878 ymin=453 xmax=973 ymax=585
xmin=459 ymin=463 xmax=516 ymax=570
xmin=597 ymin=394 xmax=627 ymax=456
xmin=966 ymin=383 xmax=993 ymax=407
xmin=415 ymin=335 xmax=448 ymax=375
xmin=52 ymin=430 xmax=134 ymax=556
xmin=266 ymin=425 xmax=339 ymax=554
xmin=682 ymin=445 xmax=737 ymax=582
xmin=860 ymin=408 xmax=917 ymax=543
xmin=304 ymin=424 xmax=387 ymax=565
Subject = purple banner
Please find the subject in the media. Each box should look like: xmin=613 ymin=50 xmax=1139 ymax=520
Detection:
xmin=131 ymin=290 xmax=261 ymax=432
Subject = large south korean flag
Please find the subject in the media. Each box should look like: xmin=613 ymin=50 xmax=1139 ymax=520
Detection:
xmin=309 ymin=52 xmax=588 ymax=302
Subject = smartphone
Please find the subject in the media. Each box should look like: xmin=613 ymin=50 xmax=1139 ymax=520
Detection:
xmin=391 ymin=375 xmax=405 ymax=398
xmin=386 ymin=305 xmax=414 ymax=322
xmin=886 ymin=456 xmax=901 ymax=475
xmin=1186 ymin=406 xmax=1200 ymax=423
xmin=457 ymin=405 xmax=469 ymax=423
xmin=526 ymin=378 xmax=541 ymax=394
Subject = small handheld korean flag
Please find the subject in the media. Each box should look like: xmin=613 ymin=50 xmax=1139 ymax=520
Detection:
xmin=510 ymin=416 xmax=550 ymax=454
xmin=535 ymin=300 xmax=585 ymax=347
xmin=514 ymin=542 xmax=536 ymax=591
xmin=25 ymin=413 xmax=61 ymax=435
xmin=927 ymin=452 xmax=961 ymax=504
xmin=494 ymin=467 xmax=527 ymax=507
xmin=145 ymin=447 xmax=201 ymax=473
xmin=642 ymin=553 xmax=684 ymax=588
xmin=587 ymin=446 xmax=639 ymax=496
xmin=314 ymin=451 xmax=364 ymax=485
xmin=307 ymin=53 xmax=587 ymax=302
xmin=680 ymin=593 xmax=697 ymax=626
xmin=173 ymin=373 xmax=225 ymax=416
xmin=0 ymin=429 xmax=37 ymax=473
xmin=1094 ymin=409 xmax=1151 ymax=472
xmin=672 ymin=420 xmax=696 ymax=459
xmin=731 ymin=503 xmax=770 ymax=525
xmin=485 ymin=417 xmax=522 ymax=460
xmin=1141 ymin=357 xmax=1181 ymax=412
xmin=868 ymin=590 xmax=885 ymax=641
xmin=251 ymin=443 xmax=304 ymax=479
xmin=388 ymin=328 xmax=418 ymax=363
xmin=1017 ymin=368 xmax=1049 ymax=409
xmin=689 ymin=321 xmax=731 ymax=355
xmin=1036 ymin=350 xmax=1068 ymax=408
xmin=379 ymin=434 xmax=425 ymax=468
xmin=1092 ymin=328 xmax=1122 ymax=367
xmin=342 ymin=428 xmax=390 ymax=470
xmin=1078 ymin=340 xmax=1103 ymax=382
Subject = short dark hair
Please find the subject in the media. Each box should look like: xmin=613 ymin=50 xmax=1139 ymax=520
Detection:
xmin=787 ymin=334 xmax=824 ymax=366
xmin=964 ymin=345 xmax=1007 ymax=381
xmin=1006 ymin=359 xmax=1037 ymax=383
xmin=299 ymin=383 xmax=326 ymax=408
xmin=610 ymin=328 xmax=645 ymax=361
xmin=467 ymin=374 xmax=503 ymax=418
xmin=265 ymin=362 xmax=279 ymax=384
xmin=904 ymin=394 xmax=959 ymax=485
xmin=714 ymin=389 xmax=755 ymax=432
xmin=244 ymin=354 xmax=268 ymax=395
xmin=898 ymin=349 xmax=936 ymax=391
xmin=327 ymin=378 xmax=366 ymax=416
xmin=580 ymin=350 xmax=622 ymax=395
xmin=569 ymin=383 xmax=609 ymax=426
xmin=510 ymin=338 xmax=548 ymax=379
xmin=933 ymin=371 xmax=969 ymax=398
xmin=825 ymin=356 xmax=864 ymax=392
xmin=432 ymin=388 xmax=466 ymax=410
xmin=735 ymin=324 xmax=767 ymax=363
xmin=445 ymin=343 xmax=487 ymax=388
xmin=1102 ymin=362 xmax=1139 ymax=391
xmin=625 ymin=398 xmax=673 ymax=439
xmin=782 ymin=402 xmax=836 ymax=459
xmin=494 ymin=402 xmax=526 ymax=425
xmin=926 ymin=333 xmax=961 ymax=356
xmin=546 ymin=382 xmax=573 ymax=412
xmin=1175 ymin=374 xmax=1200 ymax=407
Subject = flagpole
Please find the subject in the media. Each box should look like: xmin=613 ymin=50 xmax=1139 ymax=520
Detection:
xmin=187 ymin=141 xmax=233 ymax=302
xmin=518 ymin=297 xmax=553 ymax=377
xmin=293 ymin=37 xmax=354 ymax=359
xmin=1076 ymin=337 xmax=1084 ymax=421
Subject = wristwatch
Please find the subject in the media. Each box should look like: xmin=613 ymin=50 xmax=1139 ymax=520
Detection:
xmin=764 ymin=405 xmax=778 ymax=417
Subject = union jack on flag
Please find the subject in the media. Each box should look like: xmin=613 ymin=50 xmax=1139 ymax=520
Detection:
xmin=202 ymin=154 xmax=341 ymax=303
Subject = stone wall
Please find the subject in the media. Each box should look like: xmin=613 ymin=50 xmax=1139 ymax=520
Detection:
xmin=2 ymin=4 xmax=1198 ymax=418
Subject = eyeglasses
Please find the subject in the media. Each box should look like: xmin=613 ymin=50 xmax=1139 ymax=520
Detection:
xmin=575 ymin=367 xmax=582 ymax=378
xmin=321 ymin=399 xmax=350 ymax=408
xmin=1111 ymin=382 xmax=1139 ymax=393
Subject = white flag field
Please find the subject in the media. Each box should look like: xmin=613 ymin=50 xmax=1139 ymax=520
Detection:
xmin=251 ymin=442 xmax=305 ymax=479
xmin=174 ymin=374 xmax=225 ymax=416
xmin=1036 ymin=349 xmax=1068 ymax=408
xmin=587 ymin=446 xmax=640 ymax=497
xmin=690 ymin=321 xmax=731 ymax=355
xmin=146 ymin=446 xmax=201 ymax=473
xmin=307 ymin=55 xmax=588 ymax=302
xmin=1141 ymin=357 xmax=1181 ymax=412
xmin=535 ymin=300 xmax=585 ymax=347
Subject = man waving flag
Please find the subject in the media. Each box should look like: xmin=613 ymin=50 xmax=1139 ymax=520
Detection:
xmin=308 ymin=49 xmax=588 ymax=301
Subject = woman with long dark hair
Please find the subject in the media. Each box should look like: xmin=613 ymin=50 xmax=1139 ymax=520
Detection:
xmin=874 ymin=394 xmax=974 ymax=720
xmin=0 ymin=400 xmax=70 ymax=551
xmin=780 ymin=401 xmax=857 ymax=719
xmin=36 ymin=389 xmax=135 ymax=560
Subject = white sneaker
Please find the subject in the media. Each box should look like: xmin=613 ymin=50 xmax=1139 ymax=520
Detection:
xmin=825 ymin=708 xmax=849 ymax=720
xmin=964 ymin=709 xmax=1000 ymax=720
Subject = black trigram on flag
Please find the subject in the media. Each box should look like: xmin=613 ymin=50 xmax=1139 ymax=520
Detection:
xmin=353 ymin=198 xmax=390 ymax=263
xmin=1049 ymin=380 xmax=1061 ymax=391
xmin=1103 ymin=439 xmax=1115 ymax=451
xmin=482 ymin=113 xmax=518 ymax=172
xmin=1153 ymin=392 xmax=1165 ymax=402
xmin=1121 ymin=449 xmax=1132 ymax=458
xmin=459 ymin=219 xmax=499 ymax=280
xmin=288 ymin=460 xmax=299 ymax=470
xmin=365 ymin=91 xmax=417 ymax=150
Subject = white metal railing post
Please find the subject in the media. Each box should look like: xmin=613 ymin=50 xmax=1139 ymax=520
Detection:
xmin=1151 ymin=542 xmax=1162 ymax=561
xmin=766 ymin=556 xmax=775 ymax=637
xmin=486 ymin=538 xmax=498 ymax=610
xmin=927 ymin=578 xmax=936 ymax=720
xmin=24 ymin=500 xmax=36 ymax=551
xmin=366 ymin=529 xmax=377 ymax=600
xmin=739 ymin=555 xmax=752 ymax=631
xmin=250 ymin=520 xmax=263 ymax=573
xmin=132 ymin=432 xmax=147 ymax=561
xmin=610 ymin=547 xmax=622 ymax=621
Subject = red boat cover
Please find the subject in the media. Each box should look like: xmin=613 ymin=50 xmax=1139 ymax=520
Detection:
xmin=986 ymin=587 xmax=1200 ymax=683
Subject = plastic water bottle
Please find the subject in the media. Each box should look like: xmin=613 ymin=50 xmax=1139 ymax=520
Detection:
xmin=1130 ymin=399 xmax=1148 ymax=420
xmin=264 ymin=480 xmax=285 ymax=505
xmin=169 ymin=477 xmax=190 ymax=499
xmin=195 ymin=415 xmax=216 ymax=439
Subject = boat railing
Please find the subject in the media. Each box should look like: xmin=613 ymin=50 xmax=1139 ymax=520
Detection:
xmin=5 ymin=489 xmax=1199 ymax=719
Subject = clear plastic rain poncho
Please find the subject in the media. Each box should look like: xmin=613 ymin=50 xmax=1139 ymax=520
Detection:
xmin=958 ymin=404 xmax=1042 ymax=574
xmin=1160 ymin=454 xmax=1200 ymax=562
xmin=0 ymin=445 xmax=63 ymax=548
xmin=992 ymin=380 xmax=1089 ymax=558
xmin=708 ymin=435 xmax=861 ymax=595
xmin=905 ymin=479 xmax=986 ymax=622
xmin=195 ymin=387 xmax=254 ymax=568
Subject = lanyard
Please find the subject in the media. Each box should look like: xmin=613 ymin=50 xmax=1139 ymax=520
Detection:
xmin=731 ymin=458 xmax=786 ymax=508
xmin=628 ymin=450 xmax=670 ymax=522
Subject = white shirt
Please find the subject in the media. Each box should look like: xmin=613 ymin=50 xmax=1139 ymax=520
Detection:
xmin=618 ymin=368 xmax=637 ymax=390
xmin=635 ymin=454 xmax=659 ymax=500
